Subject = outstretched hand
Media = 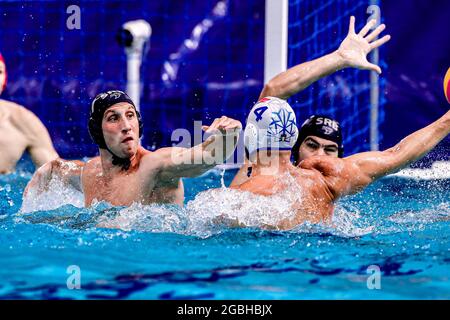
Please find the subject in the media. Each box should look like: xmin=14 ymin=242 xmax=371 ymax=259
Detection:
xmin=337 ymin=16 xmax=391 ymax=74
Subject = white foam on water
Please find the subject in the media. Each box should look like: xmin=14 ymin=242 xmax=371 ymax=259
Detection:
xmin=96 ymin=202 xmax=189 ymax=233
xmin=19 ymin=165 xmax=448 ymax=238
xmin=392 ymin=161 xmax=450 ymax=180
xmin=186 ymin=173 xmax=303 ymax=229
xmin=92 ymin=186 xmax=301 ymax=238
xmin=17 ymin=170 xmax=374 ymax=238
xmin=20 ymin=177 xmax=84 ymax=213
xmin=330 ymin=205 xmax=375 ymax=237
xmin=387 ymin=203 xmax=450 ymax=224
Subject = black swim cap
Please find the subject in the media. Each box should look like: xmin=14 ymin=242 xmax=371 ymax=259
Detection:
xmin=88 ymin=90 xmax=143 ymax=170
xmin=292 ymin=115 xmax=344 ymax=165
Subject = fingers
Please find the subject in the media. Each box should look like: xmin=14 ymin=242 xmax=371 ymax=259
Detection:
xmin=219 ymin=118 xmax=242 ymax=132
xmin=348 ymin=16 xmax=356 ymax=34
xmin=204 ymin=117 xmax=221 ymax=133
xmin=364 ymin=62 xmax=382 ymax=74
xmin=365 ymin=23 xmax=386 ymax=42
xmin=219 ymin=117 xmax=233 ymax=129
xmin=358 ymin=19 xmax=377 ymax=37
xmin=370 ymin=34 xmax=391 ymax=50
xmin=214 ymin=116 xmax=230 ymax=132
xmin=204 ymin=116 xmax=241 ymax=134
xmin=225 ymin=123 xmax=241 ymax=131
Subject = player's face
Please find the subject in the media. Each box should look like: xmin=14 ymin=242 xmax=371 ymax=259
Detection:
xmin=298 ymin=136 xmax=339 ymax=161
xmin=102 ymin=102 xmax=140 ymax=158
xmin=0 ymin=61 xmax=6 ymax=95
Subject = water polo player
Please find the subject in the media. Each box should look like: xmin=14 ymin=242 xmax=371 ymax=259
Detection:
xmin=225 ymin=97 xmax=450 ymax=230
xmin=0 ymin=52 xmax=59 ymax=174
xmin=231 ymin=16 xmax=390 ymax=186
xmin=24 ymin=90 xmax=241 ymax=207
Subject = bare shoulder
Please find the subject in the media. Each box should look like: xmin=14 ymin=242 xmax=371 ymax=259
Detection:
xmin=83 ymin=156 xmax=100 ymax=172
xmin=299 ymin=156 xmax=348 ymax=177
xmin=8 ymin=102 xmax=38 ymax=122
xmin=0 ymin=99 xmax=23 ymax=110
xmin=6 ymin=102 xmax=48 ymax=136
xmin=53 ymin=158 xmax=86 ymax=175
xmin=140 ymin=147 xmax=189 ymax=185
xmin=84 ymin=156 xmax=99 ymax=166
xmin=300 ymin=155 xmax=374 ymax=199
xmin=81 ymin=157 xmax=100 ymax=182
xmin=0 ymin=99 xmax=22 ymax=119
xmin=299 ymin=156 xmax=355 ymax=200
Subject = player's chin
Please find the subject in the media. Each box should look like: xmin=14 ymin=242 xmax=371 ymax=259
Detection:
xmin=121 ymin=146 xmax=137 ymax=158
xmin=123 ymin=143 xmax=139 ymax=157
xmin=118 ymin=139 xmax=138 ymax=156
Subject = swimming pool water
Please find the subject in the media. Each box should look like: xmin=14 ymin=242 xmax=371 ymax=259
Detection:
xmin=0 ymin=160 xmax=449 ymax=299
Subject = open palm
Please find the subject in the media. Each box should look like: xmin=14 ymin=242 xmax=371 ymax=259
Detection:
xmin=337 ymin=16 xmax=391 ymax=74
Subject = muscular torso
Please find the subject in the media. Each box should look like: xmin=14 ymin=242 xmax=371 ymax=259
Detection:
xmin=81 ymin=150 xmax=184 ymax=207
xmin=0 ymin=102 xmax=30 ymax=173
xmin=231 ymin=163 xmax=336 ymax=228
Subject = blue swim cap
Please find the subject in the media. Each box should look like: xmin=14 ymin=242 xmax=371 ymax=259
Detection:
xmin=244 ymin=97 xmax=299 ymax=159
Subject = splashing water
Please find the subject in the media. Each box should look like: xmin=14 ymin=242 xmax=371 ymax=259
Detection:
xmin=1 ymin=165 xmax=449 ymax=299
xmin=15 ymin=170 xmax=414 ymax=239
xmin=15 ymin=166 xmax=450 ymax=242
xmin=20 ymin=176 xmax=84 ymax=213
xmin=97 ymin=203 xmax=190 ymax=234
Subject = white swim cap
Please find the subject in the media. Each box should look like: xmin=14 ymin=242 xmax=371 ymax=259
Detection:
xmin=244 ymin=97 xmax=299 ymax=158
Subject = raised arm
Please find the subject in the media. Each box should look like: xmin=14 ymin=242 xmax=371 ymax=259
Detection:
xmin=304 ymin=110 xmax=450 ymax=199
xmin=234 ymin=17 xmax=390 ymax=186
xmin=259 ymin=16 xmax=391 ymax=100
xmin=157 ymin=116 xmax=242 ymax=182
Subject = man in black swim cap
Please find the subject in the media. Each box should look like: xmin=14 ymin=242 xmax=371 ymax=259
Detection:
xmin=87 ymin=90 xmax=143 ymax=171
xmin=25 ymin=90 xmax=242 ymax=207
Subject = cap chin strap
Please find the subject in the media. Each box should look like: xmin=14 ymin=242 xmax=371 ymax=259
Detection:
xmin=103 ymin=145 xmax=131 ymax=171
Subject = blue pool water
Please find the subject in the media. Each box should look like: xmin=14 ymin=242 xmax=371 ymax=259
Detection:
xmin=0 ymin=160 xmax=449 ymax=300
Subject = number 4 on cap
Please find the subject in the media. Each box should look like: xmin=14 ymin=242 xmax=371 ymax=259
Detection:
xmin=254 ymin=106 xmax=268 ymax=122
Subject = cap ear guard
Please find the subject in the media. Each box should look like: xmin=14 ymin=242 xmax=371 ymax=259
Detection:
xmin=88 ymin=116 xmax=106 ymax=148
xmin=338 ymin=145 xmax=344 ymax=158
xmin=243 ymin=122 xmax=258 ymax=160
xmin=136 ymin=109 xmax=143 ymax=138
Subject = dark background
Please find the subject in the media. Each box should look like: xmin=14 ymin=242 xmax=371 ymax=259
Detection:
xmin=381 ymin=0 xmax=450 ymax=164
